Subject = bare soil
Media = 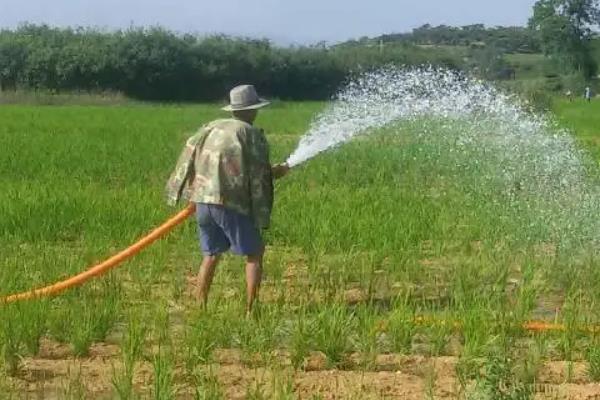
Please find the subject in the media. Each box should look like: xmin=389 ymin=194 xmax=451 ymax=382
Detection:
xmin=6 ymin=338 xmax=600 ymax=399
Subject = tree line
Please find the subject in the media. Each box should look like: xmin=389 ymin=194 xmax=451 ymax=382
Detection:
xmin=0 ymin=25 xmax=463 ymax=101
xmin=350 ymin=0 xmax=600 ymax=82
xmin=365 ymin=24 xmax=541 ymax=54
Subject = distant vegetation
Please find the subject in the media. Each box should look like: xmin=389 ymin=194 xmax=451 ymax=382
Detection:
xmin=0 ymin=25 xmax=463 ymax=101
xmin=358 ymin=24 xmax=541 ymax=54
xmin=0 ymin=0 xmax=598 ymax=101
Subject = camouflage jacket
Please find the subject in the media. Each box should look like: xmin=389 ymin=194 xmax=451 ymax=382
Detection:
xmin=165 ymin=119 xmax=274 ymax=229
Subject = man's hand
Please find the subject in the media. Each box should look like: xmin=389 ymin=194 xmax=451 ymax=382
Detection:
xmin=272 ymin=163 xmax=290 ymax=179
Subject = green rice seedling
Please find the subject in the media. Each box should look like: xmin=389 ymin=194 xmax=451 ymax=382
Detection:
xmin=312 ymin=304 xmax=356 ymax=368
xmin=112 ymin=312 xmax=147 ymax=400
xmin=170 ymin=263 xmax=187 ymax=302
xmin=151 ymin=301 xmax=171 ymax=345
xmin=19 ymin=302 xmax=48 ymax=356
xmin=69 ymin=315 xmax=95 ymax=357
xmin=0 ymin=301 xmax=47 ymax=375
xmin=184 ymin=310 xmax=218 ymax=372
xmin=309 ymin=258 xmax=343 ymax=303
xmin=586 ymin=341 xmax=600 ymax=382
xmin=123 ymin=312 xmax=148 ymax=362
xmin=469 ymin=353 xmax=534 ymax=400
xmin=449 ymin=259 xmax=490 ymax=313
xmin=0 ymin=309 xmax=22 ymax=376
xmin=558 ymin=290 xmax=582 ymax=362
xmin=112 ymin=365 xmax=134 ymax=399
xmin=524 ymin=343 xmax=545 ymax=386
xmin=514 ymin=338 xmax=545 ymax=386
xmin=423 ymin=315 xmax=453 ymax=357
xmin=94 ymin=274 xmax=123 ymax=339
xmin=461 ymin=306 xmax=495 ymax=358
xmin=191 ymin=366 xmax=224 ymax=400
xmin=46 ymin=299 xmax=72 ymax=343
xmin=246 ymin=378 xmax=268 ymax=400
xmin=146 ymin=300 xmax=177 ymax=400
xmin=65 ymin=276 xmax=121 ymax=356
xmin=287 ymin=308 xmax=314 ymax=370
xmin=386 ymin=296 xmax=417 ymax=354
xmin=270 ymin=369 xmax=296 ymax=400
xmin=424 ymin=360 xmax=437 ymax=400
xmin=0 ymin=300 xmax=49 ymax=361
xmin=151 ymin=343 xmax=176 ymax=400
xmin=513 ymin=261 xmax=540 ymax=323
xmin=234 ymin=305 xmax=281 ymax=367
xmin=353 ymin=304 xmax=381 ymax=370
xmin=233 ymin=318 xmax=264 ymax=366
xmin=455 ymin=355 xmax=480 ymax=397
xmin=61 ymin=364 xmax=86 ymax=400
xmin=69 ymin=295 xmax=118 ymax=355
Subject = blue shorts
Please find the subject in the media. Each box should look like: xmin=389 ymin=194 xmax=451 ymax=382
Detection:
xmin=196 ymin=203 xmax=264 ymax=256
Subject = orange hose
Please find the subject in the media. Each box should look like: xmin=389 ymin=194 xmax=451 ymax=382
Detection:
xmin=522 ymin=321 xmax=565 ymax=332
xmin=415 ymin=316 xmax=600 ymax=333
xmin=0 ymin=203 xmax=196 ymax=304
xmin=414 ymin=315 xmax=598 ymax=333
xmin=0 ymin=202 xmax=596 ymax=334
xmin=522 ymin=320 xmax=600 ymax=333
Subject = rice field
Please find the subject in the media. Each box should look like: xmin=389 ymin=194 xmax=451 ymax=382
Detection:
xmin=1 ymin=98 xmax=600 ymax=399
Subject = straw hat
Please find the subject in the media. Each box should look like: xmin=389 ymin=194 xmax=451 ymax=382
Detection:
xmin=222 ymin=85 xmax=270 ymax=111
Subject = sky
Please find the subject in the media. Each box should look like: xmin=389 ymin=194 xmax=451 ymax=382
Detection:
xmin=0 ymin=0 xmax=538 ymax=45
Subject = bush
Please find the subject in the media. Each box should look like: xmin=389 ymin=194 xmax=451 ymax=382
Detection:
xmin=523 ymin=88 xmax=554 ymax=112
xmin=501 ymin=78 xmax=554 ymax=112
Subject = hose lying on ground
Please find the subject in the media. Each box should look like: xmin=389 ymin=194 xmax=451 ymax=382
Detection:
xmin=0 ymin=202 xmax=592 ymax=333
xmin=0 ymin=203 xmax=196 ymax=304
xmin=414 ymin=316 xmax=593 ymax=334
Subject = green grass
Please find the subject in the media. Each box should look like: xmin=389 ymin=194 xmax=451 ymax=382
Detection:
xmin=553 ymin=98 xmax=600 ymax=159
xmin=553 ymin=99 xmax=600 ymax=138
xmin=1 ymin=99 xmax=600 ymax=397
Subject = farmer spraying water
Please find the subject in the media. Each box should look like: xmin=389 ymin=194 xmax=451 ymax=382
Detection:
xmin=166 ymin=85 xmax=289 ymax=314
xmin=2 ymin=66 xmax=597 ymax=341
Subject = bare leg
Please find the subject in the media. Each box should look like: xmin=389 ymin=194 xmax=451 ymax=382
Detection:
xmin=195 ymin=255 xmax=220 ymax=308
xmin=245 ymin=250 xmax=264 ymax=315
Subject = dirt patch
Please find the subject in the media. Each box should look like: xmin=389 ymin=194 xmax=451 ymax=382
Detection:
xmin=5 ymin=338 xmax=600 ymax=399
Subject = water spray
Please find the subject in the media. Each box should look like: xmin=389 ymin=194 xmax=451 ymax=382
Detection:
xmin=288 ymin=67 xmax=573 ymax=168
xmin=287 ymin=66 xmax=598 ymax=250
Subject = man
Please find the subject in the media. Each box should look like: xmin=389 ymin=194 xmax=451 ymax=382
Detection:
xmin=165 ymin=84 xmax=289 ymax=314
xmin=585 ymin=87 xmax=592 ymax=103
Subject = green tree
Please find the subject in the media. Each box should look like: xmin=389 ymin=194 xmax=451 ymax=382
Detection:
xmin=0 ymin=33 xmax=28 ymax=91
xmin=529 ymin=0 xmax=600 ymax=78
